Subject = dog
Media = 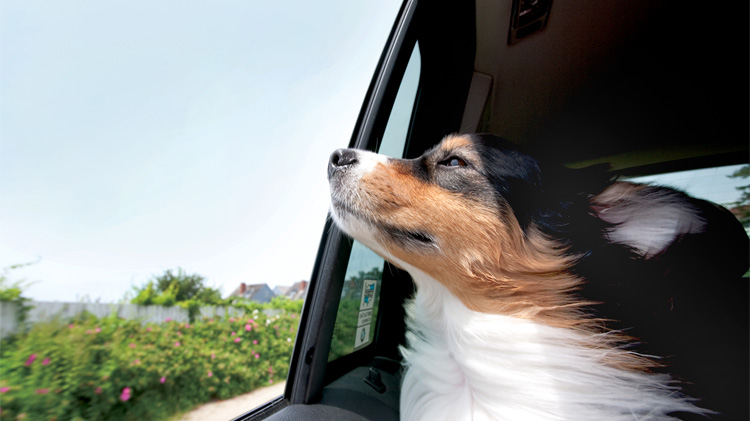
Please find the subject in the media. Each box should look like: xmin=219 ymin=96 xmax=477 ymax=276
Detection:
xmin=327 ymin=133 xmax=749 ymax=420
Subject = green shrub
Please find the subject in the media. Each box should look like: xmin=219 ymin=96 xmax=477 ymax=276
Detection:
xmin=0 ymin=309 xmax=299 ymax=420
xmin=0 ymin=263 xmax=35 ymax=325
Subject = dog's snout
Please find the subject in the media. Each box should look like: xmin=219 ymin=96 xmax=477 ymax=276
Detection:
xmin=328 ymin=149 xmax=358 ymax=179
xmin=331 ymin=149 xmax=358 ymax=167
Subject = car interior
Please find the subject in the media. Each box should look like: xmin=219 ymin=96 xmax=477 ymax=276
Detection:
xmin=235 ymin=0 xmax=749 ymax=420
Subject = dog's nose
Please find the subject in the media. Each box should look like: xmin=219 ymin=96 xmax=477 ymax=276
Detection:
xmin=330 ymin=149 xmax=358 ymax=167
xmin=328 ymin=149 xmax=358 ymax=179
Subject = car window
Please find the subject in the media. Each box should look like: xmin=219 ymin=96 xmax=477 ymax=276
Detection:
xmin=627 ymin=164 xmax=749 ymax=230
xmin=328 ymin=43 xmax=421 ymax=362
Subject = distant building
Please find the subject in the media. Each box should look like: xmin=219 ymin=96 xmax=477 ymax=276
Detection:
xmin=273 ymin=285 xmax=291 ymax=296
xmin=229 ymin=281 xmax=308 ymax=303
xmin=283 ymin=280 xmax=308 ymax=301
xmin=229 ymin=283 xmax=275 ymax=304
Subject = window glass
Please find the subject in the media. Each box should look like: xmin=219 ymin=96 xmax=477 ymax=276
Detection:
xmin=328 ymin=44 xmax=421 ymax=362
xmin=379 ymin=43 xmax=422 ymax=159
xmin=627 ymin=164 xmax=749 ymax=229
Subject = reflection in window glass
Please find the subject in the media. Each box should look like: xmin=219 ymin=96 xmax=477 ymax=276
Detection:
xmin=328 ymin=43 xmax=421 ymax=362
xmin=328 ymin=242 xmax=384 ymax=360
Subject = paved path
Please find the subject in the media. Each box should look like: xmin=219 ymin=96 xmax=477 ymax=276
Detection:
xmin=179 ymin=382 xmax=286 ymax=421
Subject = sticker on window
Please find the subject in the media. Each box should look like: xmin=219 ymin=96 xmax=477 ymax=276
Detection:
xmin=354 ymin=279 xmax=377 ymax=349
xmin=360 ymin=279 xmax=377 ymax=310
xmin=354 ymin=324 xmax=371 ymax=349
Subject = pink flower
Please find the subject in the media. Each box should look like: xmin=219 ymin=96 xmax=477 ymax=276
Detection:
xmin=211 ymin=353 xmax=216 ymax=359
xmin=231 ymin=331 xmax=236 ymax=336
xmin=229 ymin=317 xmax=235 ymax=322
xmin=160 ymin=376 xmax=166 ymax=384
xmin=234 ymin=337 xmax=241 ymax=343
xmin=42 ymin=358 xmax=50 ymax=366
xmin=253 ymin=340 xmax=258 ymax=345
xmin=165 ymin=318 xmax=172 ymax=322
xmin=249 ymin=318 xmax=255 ymax=324
xmin=134 ymin=359 xmax=141 ymax=365
xmin=184 ymin=324 xmax=190 ymax=329
xmin=0 ymin=387 xmax=10 ymax=393
xmin=146 ymin=326 xmax=152 ymax=332
xmin=174 ymin=342 xmax=181 ymax=347
xmin=177 ymin=331 xmax=182 ymax=336
xmin=269 ymin=378 xmax=274 ymax=384
xmin=95 ymin=327 xmax=101 ymax=333
xmin=207 ymin=371 xmax=213 ymax=377
xmin=95 ymin=386 xmax=102 ymax=394
xmin=255 ymin=354 xmax=260 ymax=359
xmin=120 ymin=387 xmax=131 ymax=401
xmin=129 ymin=343 xmax=136 ymax=349
xmin=245 ymin=324 xmax=252 ymax=331
xmin=68 ymin=324 xmax=75 ymax=329
xmin=35 ymin=388 xmax=49 ymax=395
xmin=25 ymin=354 xmax=36 ymax=366
xmin=86 ymin=329 xmax=92 ymax=334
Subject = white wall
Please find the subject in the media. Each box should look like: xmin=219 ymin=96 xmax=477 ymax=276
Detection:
xmin=0 ymin=301 xmax=279 ymax=339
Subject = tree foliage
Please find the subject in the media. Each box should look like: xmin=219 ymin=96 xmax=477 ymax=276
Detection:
xmin=727 ymin=164 xmax=750 ymax=228
xmin=0 ymin=263 xmax=36 ymax=324
xmin=130 ymin=269 xmax=221 ymax=306
xmin=130 ymin=269 xmax=224 ymax=320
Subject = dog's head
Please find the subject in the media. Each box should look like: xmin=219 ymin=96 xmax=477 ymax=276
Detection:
xmin=327 ymin=134 xmax=605 ymax=321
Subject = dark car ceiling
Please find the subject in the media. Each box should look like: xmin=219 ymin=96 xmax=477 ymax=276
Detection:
xmin=474 ymin=0 xmax=748 ymax=173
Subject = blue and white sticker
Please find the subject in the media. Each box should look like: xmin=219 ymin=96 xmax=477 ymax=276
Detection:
xmin=354 ymin=279 xmax=378 ymax=349
xmin=359 ymin=279 xmax=377 ymax=311
xmin=354 ymin=324 xmax=371 ymax=349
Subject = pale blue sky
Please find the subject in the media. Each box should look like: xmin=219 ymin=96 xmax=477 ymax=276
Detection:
xmin=0 ymin=0 xmax=402 ymax=302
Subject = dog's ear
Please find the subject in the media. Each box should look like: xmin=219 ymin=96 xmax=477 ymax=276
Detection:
xmin=655 ymin=198 xmax=750 ymax=278
xmin=591 ymin=182 xmax=750 ymax=277
xmin=591 ymin=183 xmax=707 ymax=258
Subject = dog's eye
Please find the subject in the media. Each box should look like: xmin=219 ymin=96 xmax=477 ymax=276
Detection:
xmin=440 ymin=157 xmax=467 ymax=167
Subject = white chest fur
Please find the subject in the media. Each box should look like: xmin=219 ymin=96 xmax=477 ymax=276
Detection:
xmin=398 ymin=270 xmax=705 ymax=421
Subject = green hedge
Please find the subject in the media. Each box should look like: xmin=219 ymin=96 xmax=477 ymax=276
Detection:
xmin=0 ymin=309 xmax=299 ymax=420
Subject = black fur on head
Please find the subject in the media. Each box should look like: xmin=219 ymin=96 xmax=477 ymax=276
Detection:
xmin=467 ymin=134 xmax=614 ymax=257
